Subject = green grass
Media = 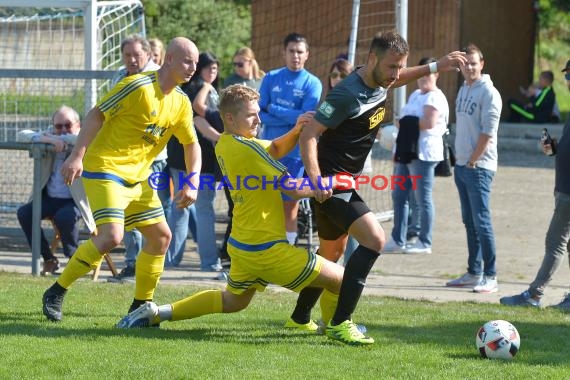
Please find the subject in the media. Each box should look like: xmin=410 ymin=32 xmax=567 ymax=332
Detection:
xmin=1 ymin=272 xmax=569 ymax=379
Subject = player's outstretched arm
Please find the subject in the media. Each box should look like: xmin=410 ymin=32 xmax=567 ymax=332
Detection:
xmin=269 ymin=111 xmax=315 ymax=159
xmin=395 ymin=51 xmax=467 ymax=88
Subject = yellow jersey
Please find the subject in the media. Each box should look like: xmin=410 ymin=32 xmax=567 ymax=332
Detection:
xmin=215 ymin=133 xmax=288 ymax=246
xmin=84 ymin=71 xmax=197 ymax=184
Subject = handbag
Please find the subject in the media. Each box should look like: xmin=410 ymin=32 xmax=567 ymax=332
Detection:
xmin=434 ymin=129 xmax=454 ymax=177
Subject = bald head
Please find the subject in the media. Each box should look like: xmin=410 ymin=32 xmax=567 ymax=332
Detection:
xmin=166 ymin=37 xmax=198 ymax=58
xmin=160 ymin=37 xmax=200 ymax=87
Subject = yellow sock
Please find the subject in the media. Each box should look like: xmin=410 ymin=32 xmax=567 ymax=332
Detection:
xmin=134 ymin=252 xmax=165 ymax=301
xmin=171 ymin=290 xmax=223 ymax=321
xmin=320 ymin=289 xmax=339 ymax=326
xmin=57 ymin=240 xmax=103 ymax=289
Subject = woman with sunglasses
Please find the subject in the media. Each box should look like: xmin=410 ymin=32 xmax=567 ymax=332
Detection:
xmin=223 ymin=47 xmax=265 ymax=91
xmin=327 ymin=58 xmax=353 ymax=92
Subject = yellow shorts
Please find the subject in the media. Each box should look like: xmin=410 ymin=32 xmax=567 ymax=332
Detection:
xmin=82 ymin=177 xmax=165 ymax=230
xmin=226 ymin=240 xmax=324 ymax=295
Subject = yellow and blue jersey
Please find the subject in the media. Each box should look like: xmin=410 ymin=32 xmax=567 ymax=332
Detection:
xmin=84 ymin=71 xmax=197 ymax=184
xmin=215 ymin=133 xmax=288 ymax=246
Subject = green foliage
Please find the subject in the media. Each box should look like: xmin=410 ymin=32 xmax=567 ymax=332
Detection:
xmin=1 ymin=93 xmax=84 ymax=118
xmin=141 ymin=0 xmax=251 ymax=83
xmin=537 ymin=0 xmax=570 ymax=40
xmin=2 ymin=273 xmax=570 ymax=379
xmin=535 ymin=0 xmax=570 ymax=118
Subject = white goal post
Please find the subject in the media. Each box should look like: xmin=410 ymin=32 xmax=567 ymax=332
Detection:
xmin=0 ymin=0 xmax=145 ymax=112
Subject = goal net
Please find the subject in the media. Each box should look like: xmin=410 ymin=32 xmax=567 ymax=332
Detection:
xmin=0 ymin=1 xmax=145 ymax=225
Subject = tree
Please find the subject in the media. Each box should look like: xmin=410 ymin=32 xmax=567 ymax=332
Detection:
xmin=142 ymin=0 xmax=251 ymax=82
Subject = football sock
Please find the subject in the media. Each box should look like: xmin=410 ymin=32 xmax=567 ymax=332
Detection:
xmin=320 ymin=289 xmax=339 ymax=326
xmin=134 ymin=251 xmax=165 ymax=301
xmin=47 ymin=281 xmax=67 ymax=296
xmin=331 ymin=245 xmax=379 ymax=326
xmin=128 ymin=299 xmax=147 ymax=313
xmin=290 ymin=287 xmax=323 ymax=324
xmin=171 ymin=290 xmax=223 ymax=321
xmin=157 ymin=304 xmax=173 ymax=322
xmin=57 ymin=239 xmax=103 ymax=289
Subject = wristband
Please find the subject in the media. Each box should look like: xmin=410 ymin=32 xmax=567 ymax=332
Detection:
xmin=428 ymin=61 xmax=438 ymax=74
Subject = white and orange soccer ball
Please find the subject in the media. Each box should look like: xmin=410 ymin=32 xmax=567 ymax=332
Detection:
xmin=475 ymin=320 xmax=521 ymax=360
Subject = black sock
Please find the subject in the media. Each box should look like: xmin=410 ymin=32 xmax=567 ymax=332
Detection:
xmin=331 ymin=245 xmax=379 ymax=325
xmin=290 ymin=287 xmax=324 ymax=324
xmin=128 ymin=299 xmax=148 ymax=313
xmin=50 ymin=282 xmax=67 ymax=296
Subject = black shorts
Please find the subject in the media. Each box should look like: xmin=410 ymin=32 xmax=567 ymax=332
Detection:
xmin=313 ymin=189 xmax=371 ymax=240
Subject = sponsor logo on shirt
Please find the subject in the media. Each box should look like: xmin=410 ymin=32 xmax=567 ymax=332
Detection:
xmin=293 ymin=88 xmax=305 ymax=98
xmin=318 ymin=101 xmax=335 ymax=118
xmin=369 ymin=107 xmax=385 ymax=129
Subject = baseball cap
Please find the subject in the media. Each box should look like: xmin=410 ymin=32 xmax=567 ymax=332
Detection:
xmin=562 ymin=60 xmax=570 ymax=72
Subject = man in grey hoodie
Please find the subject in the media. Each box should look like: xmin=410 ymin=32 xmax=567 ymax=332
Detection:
xmin=446 ymin=43 xmax=502 ymax=293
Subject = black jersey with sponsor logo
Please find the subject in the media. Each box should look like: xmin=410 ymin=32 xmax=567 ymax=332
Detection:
xmin=314 ymin=71 xmax=388 ymax=176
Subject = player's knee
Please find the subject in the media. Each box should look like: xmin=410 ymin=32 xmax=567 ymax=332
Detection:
xmin=97 ymin=230 xmax=123 ymax=252
xmin=222 ymin=291 xmax=251 ymax=313
xmin=156 ymin=229 xmax=172 ymax=252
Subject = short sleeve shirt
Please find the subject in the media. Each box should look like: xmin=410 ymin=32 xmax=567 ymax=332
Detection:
xmin=314 ymin=71 xmax=388 ymax=176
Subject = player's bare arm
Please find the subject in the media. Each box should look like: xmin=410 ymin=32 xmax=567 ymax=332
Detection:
xmin=61 ymin=107 xmax=105 ymax=185
xmin=268 ymin=111 xmax=315 ymax=159
xmin=175 ymin=141 xmax=202 ymax=208
xmin=194 ymin=116 xmax=221 ymax=143
xmin=395 ymin=51 xmax=467 ymax=88
xmin=299 ymin=117 xmax=332 ymax=203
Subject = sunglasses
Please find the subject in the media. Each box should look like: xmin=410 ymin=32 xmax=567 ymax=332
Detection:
xmin=566 ymin=73 xmax=570 ymax=81
xmin=54 ymin=122 xmax=73 ymax=130
xmin=232 ymin=61 xmax=246 ymax=68
xmin=329 ymin=72 xmax=348 ymax=79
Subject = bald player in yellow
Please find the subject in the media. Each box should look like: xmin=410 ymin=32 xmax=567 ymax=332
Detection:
xmin=42 ymin=37 xmax=202 ymax=322
xmin=116 ymin=84 xmax=353 ymax=334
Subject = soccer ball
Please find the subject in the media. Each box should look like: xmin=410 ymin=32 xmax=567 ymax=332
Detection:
xmin=379 ymin=124 xmax=398 ymax=152
xmin=475 ymin=320 xmax=520 ymax=360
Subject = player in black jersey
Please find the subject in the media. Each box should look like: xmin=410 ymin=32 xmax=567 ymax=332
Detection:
xmin=288 ymin=30 xmax=467 ymax=345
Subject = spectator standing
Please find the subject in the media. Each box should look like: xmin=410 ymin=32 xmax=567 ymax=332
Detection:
xmin=149 ymin=38 xmax=165 ymax=66
xmin=259 ymin=32 xmax=322 ymax=246
xmin=223 ymin=47 xmax=265 ymax=90
xmin=383 ymin=57 xmax=449 ymax=254
xmin=446 ymin=43 xmax=502 ymax=293
xmin=17 ymin=106 xmax=93 ymax=275
xmin=500 ymin=60 xmax=570 ymax=309
xmin=108 ymin=35 xmax=170 ymax=283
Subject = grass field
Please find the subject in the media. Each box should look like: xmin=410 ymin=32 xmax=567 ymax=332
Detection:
xmin=1 ymin=272 xmax=569 ymax=380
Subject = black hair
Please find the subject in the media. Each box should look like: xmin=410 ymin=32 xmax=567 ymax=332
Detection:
xmin=283 ymin=32 xmax=309 ymax=50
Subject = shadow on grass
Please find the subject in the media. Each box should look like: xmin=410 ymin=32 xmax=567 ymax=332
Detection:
xmin=0 ymin=313 xmax=337 ymax=346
